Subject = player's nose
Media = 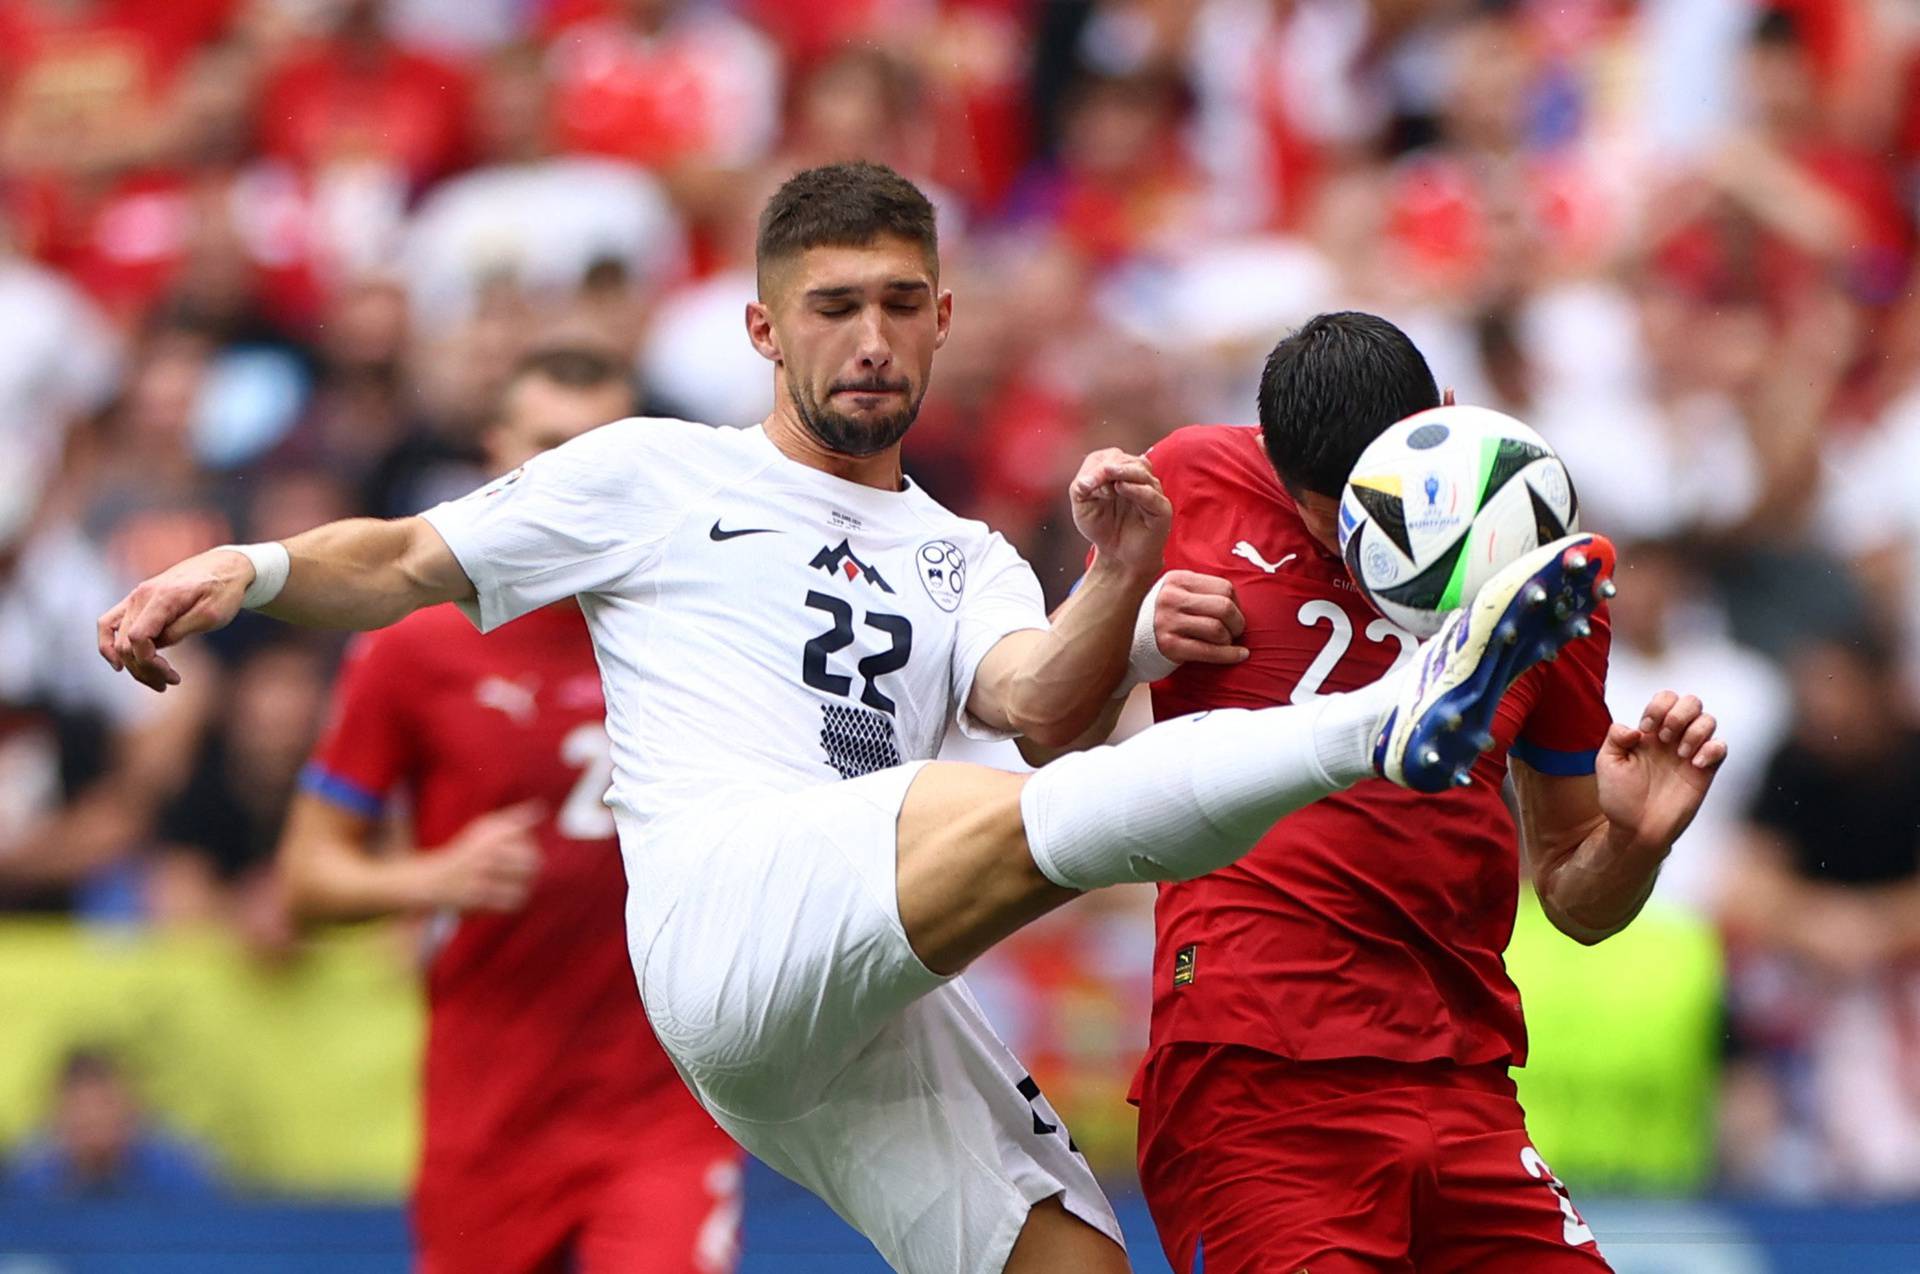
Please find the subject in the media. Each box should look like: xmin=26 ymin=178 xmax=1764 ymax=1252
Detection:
xmin=853 ymin=309 xmax=892 ymax=371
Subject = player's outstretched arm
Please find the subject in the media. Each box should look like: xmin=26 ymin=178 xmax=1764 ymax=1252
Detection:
xmin=1519 ymin=690 xmax=1728 ymax=944
xmin=969 ymin=449 xmax=1170 ymax=748
xmin=97 ymin=517 xmax=474 ymax=692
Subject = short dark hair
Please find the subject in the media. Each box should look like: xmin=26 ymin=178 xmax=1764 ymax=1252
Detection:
xmin=1258 ymin=312 xmax=1442 ymax=497
xmin=755 ymin=162 xmax=938 ymax=296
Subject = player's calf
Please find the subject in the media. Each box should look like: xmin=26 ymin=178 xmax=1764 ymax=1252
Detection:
xmin=896 ymin=694 xmax=1380 ymax=968
xmin=1016 ymin=697 xmax=1381 ymax=893
xmin=898 ymin=721 xmax=1373 ymax=972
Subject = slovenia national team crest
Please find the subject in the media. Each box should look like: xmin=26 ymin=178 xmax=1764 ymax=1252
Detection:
xmin=917 ymin=540 xmax=965 ymax=611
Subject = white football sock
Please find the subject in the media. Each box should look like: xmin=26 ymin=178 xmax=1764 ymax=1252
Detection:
xmin=1309 ymin=672 xmax=1398 ymax=785
xmin=1021 ymin=678 xmax=1397 ymax=891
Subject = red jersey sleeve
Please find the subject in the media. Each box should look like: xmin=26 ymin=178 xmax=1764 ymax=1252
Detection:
xmin=1078 ymin=428 xmax=1200 ymax=577
xmin=299 ymin=627 xmax=422 ymax=818
xmin=1144 ymin=427 xmax=1205 ymax=487
xmin=1509 ymin=607 xmax=1613 ymax=776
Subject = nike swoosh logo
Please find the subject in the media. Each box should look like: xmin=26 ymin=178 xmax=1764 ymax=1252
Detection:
xmin=710 ymin=521 xmax=779 ymax=541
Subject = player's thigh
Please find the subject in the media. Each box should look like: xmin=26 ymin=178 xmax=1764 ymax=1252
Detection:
xmin=575 ymin=1139 xmax=744 ymax=1274
xmin=709 ymin=977 xmax=1126 ymax=1274
xmin=1004 ymin=1193 xmax=1129 ymax=1274
xmin=1136 ymin=1045 xmax=1421 ymax=1274
xmin=895 ymin=760 xmax=1077 ymax=974
xmin=632 ymin=764 xmax=950 ymax=1123
xmin=1414 ymin=1086 xmax=1613 ymax=1274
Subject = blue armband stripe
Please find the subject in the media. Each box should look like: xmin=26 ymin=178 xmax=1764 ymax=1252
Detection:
xmin=1509 ymin=738 xmax=1598 ymax=776
xmin=298 ymin=764 xmax=387 ymax=817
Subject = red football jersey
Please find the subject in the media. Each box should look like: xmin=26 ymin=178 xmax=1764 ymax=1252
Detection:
xmin=302 ymin=603 xmax=719 ymax=1209
xmin=1142 ymin=425 xmax=1612 ymax=1067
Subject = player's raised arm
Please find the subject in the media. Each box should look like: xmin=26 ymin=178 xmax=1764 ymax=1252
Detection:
xmin=1519 ymin=689 xmax=1728 ymax=944
xmin=96 ymin=516 xmax=473 ymax=692
xmin=965 ymin=448 xmax=1171 ymax=748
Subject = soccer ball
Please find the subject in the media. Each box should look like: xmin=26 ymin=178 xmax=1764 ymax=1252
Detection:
xmin=1338 ymin=405 xmax=1578 ymax=638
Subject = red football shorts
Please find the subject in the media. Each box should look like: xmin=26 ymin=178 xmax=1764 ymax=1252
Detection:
xmin=1136 ymin=1044 xmax=1613 ymax=1274
xmin=415 ymin=1121 xmax=742 ymax=1274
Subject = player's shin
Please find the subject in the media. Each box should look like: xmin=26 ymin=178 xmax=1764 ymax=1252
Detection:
xmin=1018 ymin=680 xmax=1392 ymax=890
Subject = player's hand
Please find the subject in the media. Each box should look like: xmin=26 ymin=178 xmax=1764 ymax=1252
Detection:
xmin=426 ymin=802 xmax=545 ymax=913
xmin=1071 ymin=449 xmax=1170 ymax=582
xmin=1595 ymin=691 xmax=1727 ymax=855
xmin=1154 ymin=571 xmax=1248 ymax=665
xmin=97 ymin=548 xmax=257 ymax=691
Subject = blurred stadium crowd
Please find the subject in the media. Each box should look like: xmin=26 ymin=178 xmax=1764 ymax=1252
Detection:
xmin=1 ymin=0 xmax=1919 ymax=1214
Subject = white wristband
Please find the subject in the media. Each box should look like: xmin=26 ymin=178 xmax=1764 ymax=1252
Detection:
xmin=1114 ymin=574 xmax=1178 ymax=697
xmin=218 ymin=542 xmax=291 ymax=609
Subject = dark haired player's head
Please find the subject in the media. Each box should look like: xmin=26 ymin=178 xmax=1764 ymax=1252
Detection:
xmin=487 ymin=345 xmax=637 ymax=474
xmin=1258 ymin=312 xmax=1441 ymax=551
xmin=747 ymin=162 xmax=949 ymax=459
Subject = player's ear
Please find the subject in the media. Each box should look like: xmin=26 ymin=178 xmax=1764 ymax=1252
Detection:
xmin=933 ymin=288 xmax=953 ymax=351
xmin=745 ymin=300 xmax=780 ymax=364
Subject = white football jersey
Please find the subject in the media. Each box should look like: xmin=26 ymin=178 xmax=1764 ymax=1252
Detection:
xmin=420 ymin=418 xmax=1048 ymax=829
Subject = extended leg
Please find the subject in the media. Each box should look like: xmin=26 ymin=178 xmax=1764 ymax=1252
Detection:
xmin=896 ymin=684 xmax=1384 ymax=973
xmin=898 ymin=534 xmax=1613 ymax=974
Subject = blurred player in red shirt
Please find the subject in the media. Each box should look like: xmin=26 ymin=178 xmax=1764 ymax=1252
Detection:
xmin=277 ymin=347 xmax=742 ymax=1274
xmin=1127 ymin=313 xmax=1728 ymax=1274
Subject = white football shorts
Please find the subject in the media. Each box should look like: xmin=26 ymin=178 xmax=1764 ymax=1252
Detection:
xmin=620 ymin=762 xmax=1124 ymax=1274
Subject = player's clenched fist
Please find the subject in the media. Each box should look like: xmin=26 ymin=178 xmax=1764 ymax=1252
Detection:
xmin=1070 ymin=448 xmax=1170 ymax=579
xmin=97 ymin=547 xmax=256 ymax=691
xmin=1152 ymin=571 xmax=1249 ymax=666
xmin=424 ymin=801 xmax=545 ymax=913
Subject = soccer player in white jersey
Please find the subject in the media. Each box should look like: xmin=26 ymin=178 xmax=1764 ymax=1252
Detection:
xmin=97 ymin=163 xmax=1615 ymax=1274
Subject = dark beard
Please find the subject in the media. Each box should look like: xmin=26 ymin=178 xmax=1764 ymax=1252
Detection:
xmin=790 ymin=379 xmax=921 ymax=458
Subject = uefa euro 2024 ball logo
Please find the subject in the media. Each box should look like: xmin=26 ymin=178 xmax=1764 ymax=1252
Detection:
xmin=1408 ymin=470 xmax=1457 ymax=535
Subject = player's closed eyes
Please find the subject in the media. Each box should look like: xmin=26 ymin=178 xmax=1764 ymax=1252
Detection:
xmin=816 ymin=302 xmax=921 ymax=319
